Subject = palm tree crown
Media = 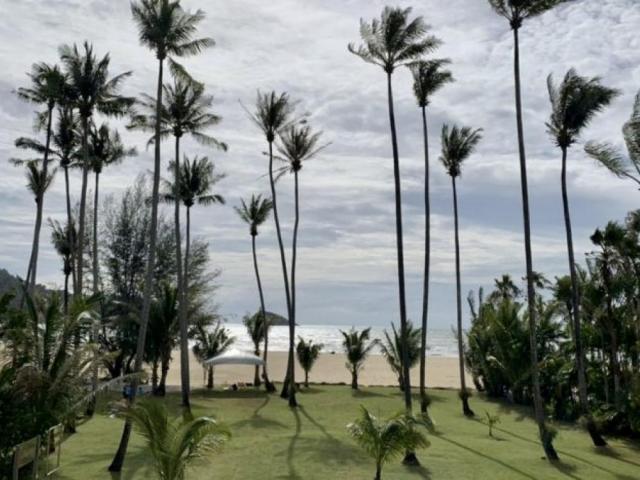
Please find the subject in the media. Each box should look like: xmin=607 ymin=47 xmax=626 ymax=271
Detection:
xmin=235 ymin=194 xmax=273 ymax=237
xmin=162 ymin=156 xmax=225 ymax=208
xmin=546 ymin=69 xmax=619 ymax=149
xmin=488 ymin=0 xmax=571 ymax=29
xmin=348 ymin=6 xmax=440 ymax=74
xmin=20 ymin=160 xmax=56 ymax=203
xmin=246 ymin=91 xmax=298 ymax=142
xmin=130 ymin=79 xmax=227 ymax=150
xmin=440 ymin=125 xmax=483 ymax=178
xmin=16 ymin=62 xmax=67 ymax=123
xmin=276 ymin=125 xmax=329 ymax=174
xmin=409 ymin=59 xmax=454 ymax=107
xmin=131 ymin=0 xmax=214 ymax=66
xmin=585 ymin=90 xmax=640 ymax=185
xmin=60 ymin=41 xmax=134 ymax=120
xmin=89 ymin=124 xmax=137 ymax=174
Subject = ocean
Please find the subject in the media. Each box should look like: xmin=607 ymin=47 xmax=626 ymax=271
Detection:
xmin=222 ymin=323 xmax=460 ymax=358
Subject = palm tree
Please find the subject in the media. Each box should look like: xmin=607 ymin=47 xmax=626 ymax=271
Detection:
xmin=89 ymin=124 xmax=137 ymax=294
xmin=586 ymin=90 xmax=640 ymax=187
xmin=348 ymin=407 xmax=429 ymax=480
xmin=192 ymin=322 xmax=234 ymax=389
xmin=245 ymin=91 xmax=298 ymax=399
xmin=440 ymin=124 xmax=483 ymax=417
xmin=296 ymin=337 xmax=323 ymax=388
xmin=235 ymin=194 xmax=274 ymax=391
xmin=409 ymin=58 xmax=453 ymax=413
xmin=490 ymin=274 xmax=521 ymax=303
xmin=16 ymin=107 xmax=80 ymax=293
xmin=340 ymin=327 xmax=377 ymax=390
xmin=130 ymin=78 xmax=226 ymax=411
xmin=349 ymin=8 xmax=439 ymax=441
xmin=49 ymin=218 xmax=76 ymax=314
xmin=487 ymin=0 xmax=569 ymax=458
xmin=15 ymin=63 xmax=66 ymax=292
xmin=243 ymin=313 xmax=266 ymax=387
xmin=60 ymin=42 xmax=133 ymax=298
xmin=10 ymin=160 xmax=56 ymax=294
xmin=275 ymin=124 xmax=328 ymax=408
xmin=124 ymin=401 xmax=229 ymax=480
xmin=547 ymin=68 xmax=618 ymax=446
xmin=379 ymin=322 xmax=422 ymax=392
xmin=110 ymin=3 xmax=214 ymax=469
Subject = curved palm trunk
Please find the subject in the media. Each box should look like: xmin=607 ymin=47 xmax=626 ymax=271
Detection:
xmin=173 ymin=136 xmax=190 ymax=411
xmin=25 ymin=105 xmax=54 ymax=295
xmin=287 ymin=170 xmax=300 ymax=408
xmin=419 ymin=105 xmax=431 ymax=414
xmin=452 ymin=177 xmax=473 ymax=417
xmin=386 ymin=71 xmax=416 ymax=466
xmin=76 ymin=117 xmax=90 ymax=297
xmin=109 ymin=57 xmax=164 ymax=473
xmin=512 ymin=26 xmax=560 ymax=459
xmin=267 ymin=141 xmax=293 ymax=399
xmin=63 ymin=165 xmax=77 ymax=294
xmin=560 ymin=146 xmax=607 ymax=446
xmin=252 ymin=234 xmax=273 ymax=391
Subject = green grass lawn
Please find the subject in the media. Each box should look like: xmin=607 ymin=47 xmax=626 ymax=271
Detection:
xmin=56 ymin=385 xmax=639 ymax=479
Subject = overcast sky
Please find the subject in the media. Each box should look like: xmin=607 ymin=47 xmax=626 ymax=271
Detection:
xmin=0 ymin=0 xmax=639 ymax=328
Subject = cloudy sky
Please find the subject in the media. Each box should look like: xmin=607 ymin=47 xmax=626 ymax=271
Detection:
xmin=0 ymin=0 xmax=639 ymax=328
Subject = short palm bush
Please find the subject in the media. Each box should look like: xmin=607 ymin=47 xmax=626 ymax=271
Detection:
xmin=125 ymin=401 xmax=230 ymax=480
xmin=347 ymin=407 xmax=429 ymax=480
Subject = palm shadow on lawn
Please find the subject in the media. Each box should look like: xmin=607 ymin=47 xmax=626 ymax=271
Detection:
xmin=230 ymin=395 xmax=288 ymax=430
xmin=56 ymin=441 xmax=148 ymax=480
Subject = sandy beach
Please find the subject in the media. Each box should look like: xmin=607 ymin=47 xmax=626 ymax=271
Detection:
xmin=165 ymin=350 xmax=471 ymax=390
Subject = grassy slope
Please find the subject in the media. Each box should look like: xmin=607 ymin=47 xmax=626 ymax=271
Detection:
xmin=57 ymin=386 xmax=639 ymax=480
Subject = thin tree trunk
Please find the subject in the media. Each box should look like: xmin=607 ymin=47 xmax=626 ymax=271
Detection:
xmin=76 ymin=117 xmax=90 ymax=297
xmin=173 ymin=136 xmax=190 ymax=411
xmin=512 ymin=26 xmax=560 ymax=459
xmin=351 ymin=368 xmax=358 ymax=390
xmin=158 ymin=356 xmax=169 ymax=396
xmin=64 ymin=165 xmax=77 ymax=294
xmin=560 ymin=145 xmax=607 ymax=446
xmin=63 ymin=270 xmax=69 ymax=314
xmin=92 ymin=171 xmax=100 ymax=294
xmin=602 ymin=264 xmax=622 ymax=408
xmin=386 ymin=70 xmax=416 ymax=466
xmin=304 ymin=371 xmax=309 ymax=388
xmin=151 ymin=360 xmax=159 ymax=393
xmin=419 ymin=105 xmax=431 ymax=414
xmin=253 ymin=234 xmax=273 ymax=391
xmin=26 ymin=105 xmax=54 ymax=295
xmin=287 ymin=170 xmax=300 ymax=408
xmin=109 ymin=56 xmax=164 ymax=473
xmin=452 ymin=177 xmax=473 ymax=417
xmin=267 ymin=140 xmax=293 ymax=399
xmin=375 ymin=464 xmax=382 ymax=480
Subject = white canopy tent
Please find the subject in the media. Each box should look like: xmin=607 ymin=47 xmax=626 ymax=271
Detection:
xmin=204 ymin=349 xmax=265 ymax=366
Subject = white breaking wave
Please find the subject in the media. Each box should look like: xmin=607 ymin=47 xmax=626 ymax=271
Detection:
xmin=219 ymin=324 xmax=460 ymax=358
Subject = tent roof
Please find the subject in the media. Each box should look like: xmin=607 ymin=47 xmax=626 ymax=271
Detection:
xmin=203 ymin=349 xmax=265 ymax=366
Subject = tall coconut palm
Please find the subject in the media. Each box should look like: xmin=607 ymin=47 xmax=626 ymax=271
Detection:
xmin=15 ymin=63 xmax=66 ymax=292
xmin=296 ymin=337 xmax=323 ymax=388
xmin=586 ymin=90 xmax=640 ymax=187
xmin=487 ymin=0 xmax=570 ymax=458
xmin=547 ymin=68 xmax=618 ymax=445
xmin=349 ymin=9 xmax=439 ymax=444
xmin=275 ymin=124 xmax=328 ymax=408
xmin=243 ymin=313 xmax=265 ymax=387
xmin=245 ymin=91 xmax=298 ymax=399
xmin=440 ymin=124 xmax=482 ymax=417
xmin=130 ymin=78 xmax=225 ymax=411
xmin=59 ymin=42 xmax=133 ymax=298
xmin=409 ymin=58 xmax=453 ymax=413
xmin=89 ymin=124 xmax=137 ymax=294
xmin=10 ymin=160 xmax=56 ymax=294
xmin=124 ymin=401 xmax=229 ymax=480
xmin=111 ymin=2 xmax=213 ymax=469
xmin=16 ymin=107 xmax=81 ymax=293
xmin=235 ymin=194 xmax=275 ymax=391
xmin=340 ymin=327 xmax=377 ymax=390
xmin=49 ymin=218 xmax=76 ymax=314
